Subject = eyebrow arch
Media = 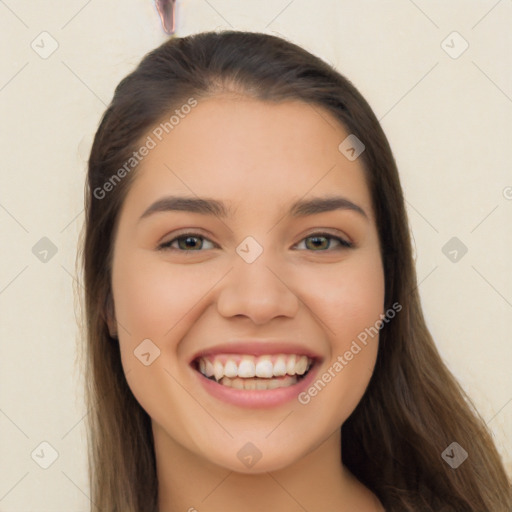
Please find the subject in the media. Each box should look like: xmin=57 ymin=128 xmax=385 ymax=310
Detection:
xmin=138 ymin=195 xmax=368 ymax=221
xmin=139 ymin=196 xmax=231 ymax=220
xmin=289 ymin=196 xmax=368 ymax=219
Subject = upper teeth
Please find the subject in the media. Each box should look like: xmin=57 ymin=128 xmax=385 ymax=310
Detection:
xmin=197 ymin=354 xmax=312 ymax=380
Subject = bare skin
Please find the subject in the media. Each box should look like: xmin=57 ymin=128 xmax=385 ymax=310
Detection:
xmin=108 ymin=95 xmax=385 ymax=512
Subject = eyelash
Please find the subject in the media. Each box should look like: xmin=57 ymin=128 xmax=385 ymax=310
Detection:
xmin=157 ymin=231 xmax=354 ymax=252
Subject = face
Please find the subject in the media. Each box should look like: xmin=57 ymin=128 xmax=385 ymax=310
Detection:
xmin=108 ymin=95 xmax=385 ymax=473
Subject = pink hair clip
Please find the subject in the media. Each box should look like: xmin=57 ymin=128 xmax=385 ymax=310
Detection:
xmin=155 ymin=0 xmax=177 ymax=35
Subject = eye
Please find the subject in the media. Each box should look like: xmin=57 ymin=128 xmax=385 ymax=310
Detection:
xmin=158 ymin=233 xmax=216 ymax=252
xmin=294 ymin=232 xmax=353 ymax=251
xmin=158 ymin=231 xmax=353 ymax=252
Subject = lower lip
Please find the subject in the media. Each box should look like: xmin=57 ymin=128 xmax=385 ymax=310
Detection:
xmin=193 ymin=362 xmax=319 ymax=408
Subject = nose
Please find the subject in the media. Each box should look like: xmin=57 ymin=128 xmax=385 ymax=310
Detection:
xmin=216 ymin=253 xmax=300 ymax=325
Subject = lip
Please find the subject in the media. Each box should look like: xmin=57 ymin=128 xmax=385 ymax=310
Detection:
xmin=189 ymin=340 xmax=323 ymax=363
xmin=193 ymin=359 xmax=320 ymax=408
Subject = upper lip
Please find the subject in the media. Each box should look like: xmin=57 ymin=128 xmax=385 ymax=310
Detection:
xmin=190 ymin=340 xmax=323 ymax=363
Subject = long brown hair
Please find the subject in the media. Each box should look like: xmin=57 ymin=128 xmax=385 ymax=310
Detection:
xmin=78 ymin=30 xmax=512 ymax=511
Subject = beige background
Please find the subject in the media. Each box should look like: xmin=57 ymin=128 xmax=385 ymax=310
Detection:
xmin=0 ymin=0 xmax=511 ymax=509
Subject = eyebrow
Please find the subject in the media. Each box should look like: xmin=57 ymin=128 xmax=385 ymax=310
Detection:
xmin=139 ymin=195 xmax=368 ymax=221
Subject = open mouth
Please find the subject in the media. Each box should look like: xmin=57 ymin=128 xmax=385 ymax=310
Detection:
xmin=192 ymin=353 xmax=315 ymax=391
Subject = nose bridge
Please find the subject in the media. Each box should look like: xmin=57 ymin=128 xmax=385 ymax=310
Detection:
xmin=216 ymin=238 xmax=299 ymax=323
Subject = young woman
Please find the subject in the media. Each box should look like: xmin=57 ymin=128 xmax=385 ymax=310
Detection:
xmin=79 ymin=30 xmax=512 ymax=511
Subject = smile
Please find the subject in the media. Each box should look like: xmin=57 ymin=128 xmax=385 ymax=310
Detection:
xmin=195 ymin=353 xmax=313 ymax=389
xmin=191 ymin=353 xmax=318 ymax=404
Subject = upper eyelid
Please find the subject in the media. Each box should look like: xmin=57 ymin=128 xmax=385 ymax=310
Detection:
xmin=159 ymin=230 xmax=217 ymax=246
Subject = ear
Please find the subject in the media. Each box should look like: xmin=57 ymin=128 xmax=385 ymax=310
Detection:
xmin=104 ymin=291 xmax=118 ymax=339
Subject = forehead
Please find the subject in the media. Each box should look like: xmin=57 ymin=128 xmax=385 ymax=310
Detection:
xmin=122 ymin=96 xmax=373 ymax=221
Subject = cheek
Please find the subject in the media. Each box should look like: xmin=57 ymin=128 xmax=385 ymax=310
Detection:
xmin=110 ymin=252 xmax=204 ymax=428
xmin=295 ymin=252 xmax=384 ymax=422
xmin=299 ymin=252 xmax=385 ymax=347
xmin=111 ymin=250 xmax=209 ymax=337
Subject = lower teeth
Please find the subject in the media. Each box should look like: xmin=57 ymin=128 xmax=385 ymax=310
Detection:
xmin=218 ymin=375 xmax=298 ymax=390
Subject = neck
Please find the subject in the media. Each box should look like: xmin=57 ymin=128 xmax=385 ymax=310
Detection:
xmin=153 ymin=422 xmax=383 ymax=512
